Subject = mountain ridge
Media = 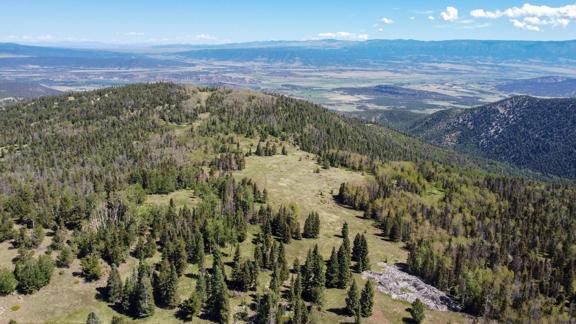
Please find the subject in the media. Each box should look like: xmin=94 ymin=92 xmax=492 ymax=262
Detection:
xmin=409 ymin=95 xmax=576 ymax=178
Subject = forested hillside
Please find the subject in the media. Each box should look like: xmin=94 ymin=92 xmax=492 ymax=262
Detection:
xmin=409 ymin=96 xmax=576 ymax=179
xmin=0 ymin=84 xmax=574 ymax=323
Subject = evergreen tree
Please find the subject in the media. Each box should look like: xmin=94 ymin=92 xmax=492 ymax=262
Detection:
xmin=302 ymin=245 xmax=325 ymax=305
xmin=255 ymin=292 xmax=275 ymax=324
xmin=179 ymin=292 xmax=202 ymax=321
xmin=153 ymin=259 xmax=179 ymax=308
xmin=303 ymin=212 xmax=320 ymax=239
xmin=56 ymin=245 xmax=73 ymax=268
xmin=133 ymin=274 xmax=155 ymax=318
xmin=0 ymin=268 xmax=17 ymax=295
xmin=352 ymin=234 xmax=362 ymax=262
xmin=81 ymin=254 xmax=102 ymax=281
xmin=30 ymin=224 xmax=45 ymax=248
xmin=325 ymin=247 xmax=340 ymax=288
xmin=106 ymin=264 xmax=123 ymax=304
xmin=86 ymin=312 xmax=101 ymax=324
xmin=208 ymin=262 xmax=229 ymax=324
xmin=410 ymin=299 xmax=425 ymax=324
xmin=360 ymin=280 xmax=374 ymax=317
xmin=355 ymin=235 xmax=370 ymax=273
xmin=337 ymin=244 xmax=351 ymax=289
xmin=345 ymin=280 xmax=360 ymax=317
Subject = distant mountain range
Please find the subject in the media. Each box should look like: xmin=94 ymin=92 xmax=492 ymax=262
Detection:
xmin=408 ymin=96 xmax=576 ymax=179
xmin=0 ymin=43 xmax=189 ymax=68
xmin=178 ymin=39 xmax=576 ymax=65
xmin=497 ymin=76 xmax=576 ymax=97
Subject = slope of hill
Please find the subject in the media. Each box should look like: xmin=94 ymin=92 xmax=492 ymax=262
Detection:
xmin=0 ymin=80 xmax=62 ymax=98
xmin=409 ymin=96 xmax=576 ymax=178
xmin=1 ymin=84 xmax=575 ymax=324
xmin=497 ymin=76 xmax=576 ymax=97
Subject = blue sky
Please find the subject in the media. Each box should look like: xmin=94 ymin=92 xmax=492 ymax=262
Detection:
xmin=1 ymin=1 xmax=575 ymax=45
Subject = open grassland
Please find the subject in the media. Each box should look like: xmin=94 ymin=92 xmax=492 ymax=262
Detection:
xmin=1 ymin=140 xmax=467 ymax=323
xmin=234 ymin=148 xmax=467 ymax=323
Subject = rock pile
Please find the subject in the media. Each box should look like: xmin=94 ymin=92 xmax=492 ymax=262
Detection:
xmin=362 ymin=262 xmax=461 ymax=312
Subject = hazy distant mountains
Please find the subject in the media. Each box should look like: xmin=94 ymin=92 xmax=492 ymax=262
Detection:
xmin=0 ymin=43 xmax=190 ymax=68
xmin=409 ymin=96 xmax=576 ymax=179
xmin=178 ymin=39 xmax=576 ymax=65
xmin=497 ymin=76 xmax=576 ymax=97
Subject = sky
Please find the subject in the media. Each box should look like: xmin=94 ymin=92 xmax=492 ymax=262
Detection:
xmin=1 ymin=1 xmax=575 ymax=45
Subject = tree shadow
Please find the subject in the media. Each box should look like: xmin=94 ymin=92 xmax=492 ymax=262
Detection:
xmin=326 ymin=307 xmax=349 ymax=317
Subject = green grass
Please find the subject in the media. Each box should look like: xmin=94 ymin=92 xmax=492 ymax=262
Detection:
xmin=1 ymin=143 xmax=467 ymax=323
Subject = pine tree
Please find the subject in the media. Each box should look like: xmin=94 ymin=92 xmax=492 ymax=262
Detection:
xmin=0 ymin=268 xmax=17 ymax=295
xmin=81 ymin=254 xmax=102 ymax=281
xmin=255 ymin=292 xmax=275 ymax=324
xmin=355 ymin=235 xmax=370 ymax=273
xmin=133 ymin=274 xmax=155 ymax=318
xmin=106 ymin=264 xmax=123 ymax=304
xmin=153 ymin=259 xmax=179 ymax=308
xmin=360 ymin=280 xmax=374 ymax=317
xmin=345 ymin=280 xmax=360 ymax=316
xmin=337 ymin=244 xmax=351 ymax=288
xmin=208 ymin=262 xmax=229 ymax=324
xmin=179 ymin=292 xmax=202 ymax=321
xmin=86 ymin=312 xmax=101 ymax=324
xmin=56 ymin=245 xmax=73 ymax=268
xmin=410 ymin=299 xmax=425 ymax=324
xmin=303 ymin=212 xmax=320 ymax=239
xmin=325 ymin=247 xmax=340 ymax=288
xmin=352 ymin=234 xmax=362 ymax=262
xmin=277 ymin=243 xmax=289 ymax=282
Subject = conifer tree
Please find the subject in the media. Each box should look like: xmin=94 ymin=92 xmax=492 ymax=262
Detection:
xmin=325 ymin=247 xmax=340 ymax=288
xmin=106 ymin=264 xmax=123 ymax=304
xmin=345 ymin=280 xmax=360 ymax=316
xmin=360 ymin=280 xmax=374 ymax=317
xmin=81 ymin=254 xmax=102 ymax=281
xmin=86 ymin=312 xmax=101 ymax=324
xmin=133 ymin=274 xmax=155 ymax=318
xmin=153 ymin=259 xmax=179 ymax=308
xmin=208 ymin=262 xmax=229 ymax=324
xmin=56 ymin=245 xmax=73 ymax=268
xmin=337 ymin=244 xmax=351 ymax=289
xmin=255 ymin=292 xmax=275 ymax=324
xmin=355 ymin=235 xmax=370 ymax=273
xmin=179 ymin=292 xmax=202 ymax=321
xmin=410 ymin=299 xmax=425 ymax=324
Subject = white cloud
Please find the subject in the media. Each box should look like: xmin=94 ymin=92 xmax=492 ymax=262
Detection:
xmin=441 ymin=6 xmax=459 ymax=22
xmin=381 ymin=17 xmax=394 ymax=24
xmin=428 ymin=15 xmax=436 ymax=21
xmin=471 ymin=3 xmax=575 ymax=31
xmin=410 ymin=16 xmax=416 ymax=20
xmin=6 ymin=34 xmax=55 ymax=42
xmin=317 ymin=32 xmax=369 ymax=41
xmin=195 ymin=33 xmax=217 ymax=41
xmin=512 ymin=19 xmax=541 ymax=31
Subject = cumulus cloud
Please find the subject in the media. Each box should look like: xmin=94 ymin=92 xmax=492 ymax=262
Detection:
xmin=317 ymin=32 xmax=369 ymax=41
xmin=441 ymin=6 xmax=459 ymax=21
xmin=381 ymin=17 xmax=394 ymax=24
xmin=428 ymin=15 xmax=436 ymax=21
xmin=471 ymin=3 xmax=575 ymax=31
